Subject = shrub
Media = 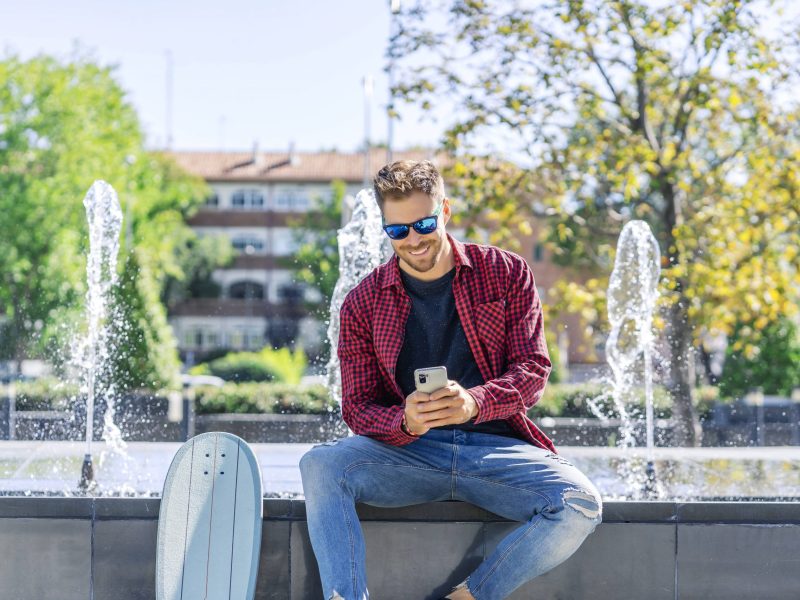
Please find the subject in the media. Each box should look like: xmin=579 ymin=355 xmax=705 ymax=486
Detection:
xmin=7 ymin=378 xmax=78 ymax=411
xmin=530 ymin=383 xmax=673 ymax=419
xmin=191 ymin=346 xmax=307 ymax=384
xmin=719 ymin=319 xmax=800 ymax=399
xmin=193 ymin=382 xmax=335 ymax=415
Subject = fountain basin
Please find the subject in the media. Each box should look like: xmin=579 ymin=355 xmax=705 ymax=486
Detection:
xmin=1 ymin=442 xmax=798 ymax=500
xmin=0 ymin=496 xmax=798 ymax=599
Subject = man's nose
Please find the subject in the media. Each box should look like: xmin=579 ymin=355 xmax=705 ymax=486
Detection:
xmin=405 ymin=229 xmax=425 ymax=246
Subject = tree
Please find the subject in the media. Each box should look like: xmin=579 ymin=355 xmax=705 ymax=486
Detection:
xmin=161 ymin=233 xmax=234 ymax=306
xmin=0 ymin=54 xmax=212 ymax=388
xmin=290 ymin=180 xmax=345 ymax=308
xmin=719 ymin=318 xmax=800 ymax=399
xmin=391 ymin=0 xmax=800 ymax=445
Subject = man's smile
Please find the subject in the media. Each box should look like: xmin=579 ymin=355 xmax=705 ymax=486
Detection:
xmin=407 ymin=245 xmax=430 ymax=256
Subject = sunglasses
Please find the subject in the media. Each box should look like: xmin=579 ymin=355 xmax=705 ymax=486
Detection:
xmin=382 ymin=201 xmax=444 ymax=240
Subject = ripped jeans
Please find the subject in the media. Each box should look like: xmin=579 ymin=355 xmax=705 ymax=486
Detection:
xmin=299 ymin=428 xmax=603 ymax=600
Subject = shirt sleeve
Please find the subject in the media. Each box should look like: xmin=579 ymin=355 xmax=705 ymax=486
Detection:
xmin=338 ymin=293 xmax=419 ymax=445
xmin=467 ymin=257 xmax=552 ymax=423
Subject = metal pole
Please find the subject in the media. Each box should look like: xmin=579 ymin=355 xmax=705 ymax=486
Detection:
xmin=7 ymin=381 xmax=15 ymax=441
xmin=387 ymin=0 xmax=401 ymax=164
xmin=165 ymin=50 xmax=174 ymax=150
xmin=363 ymin=75 xmax=373 ymax=189
xmin=792 ymin=388 xmax=800 ymax=446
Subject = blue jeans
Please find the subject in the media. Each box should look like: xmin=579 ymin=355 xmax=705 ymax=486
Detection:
xmin=299 ymin=428 xmax=603 ymax=600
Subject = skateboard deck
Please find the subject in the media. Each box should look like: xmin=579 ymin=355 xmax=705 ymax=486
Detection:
xmin=156 ymin=432 xmax=263 ymax=600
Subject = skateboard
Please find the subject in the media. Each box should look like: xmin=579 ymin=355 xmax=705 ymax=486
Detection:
xmin=156 ymin=432 xmax=263 ymax=599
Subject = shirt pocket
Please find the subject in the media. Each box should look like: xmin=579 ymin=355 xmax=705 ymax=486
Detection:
xmin=473 ymin=299 xmax=506 ymax=355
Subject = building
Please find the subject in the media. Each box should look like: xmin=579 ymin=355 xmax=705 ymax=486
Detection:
xmin=167 ymin=148 xmax=595 ymax=369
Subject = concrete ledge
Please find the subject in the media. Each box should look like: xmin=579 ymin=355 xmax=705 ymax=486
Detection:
xmin=0 ymin=499 xmax=798 ymax=599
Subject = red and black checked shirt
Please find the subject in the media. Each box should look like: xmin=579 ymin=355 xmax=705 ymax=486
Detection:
xmin=338 ymin=234 xmax=556 ymax=452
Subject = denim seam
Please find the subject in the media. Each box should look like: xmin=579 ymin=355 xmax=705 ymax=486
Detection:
xmin=472 ymin=510 xmax=547 ymax=596
xmin=342 ymin=461 xmax=451 ymax=477
xmin=453 ymin=472 xmax=554 ymax=506
xmin=450 ymin=445 xmax=459 ymax=500
xmin=339 ymin=484 xmax=358 ymax=598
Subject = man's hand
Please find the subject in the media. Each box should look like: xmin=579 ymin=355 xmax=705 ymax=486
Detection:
xmin=403 ymin=381 xmax=478 ymax=435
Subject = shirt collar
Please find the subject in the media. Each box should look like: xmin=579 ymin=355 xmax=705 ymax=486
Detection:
xmin=380 ymin=233 xmax=473 ymax=290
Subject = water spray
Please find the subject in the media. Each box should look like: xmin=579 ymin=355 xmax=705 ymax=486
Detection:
xmin=605 ymin=220 xmax=662 ymax=499
xmin=76 ymin=181 xmax=123 ymax=492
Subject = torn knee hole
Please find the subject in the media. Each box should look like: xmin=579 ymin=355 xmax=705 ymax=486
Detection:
xmin=563 ymin=488 xmax=601 ymax=519
xmin=451 ymin=577 xmax=470 ymax=591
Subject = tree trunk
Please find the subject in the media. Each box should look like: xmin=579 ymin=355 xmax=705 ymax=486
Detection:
xmin=665 ymin=295 xmax=701 ymax=446
xmin=660 ymin=177 xmax=701 ymax=446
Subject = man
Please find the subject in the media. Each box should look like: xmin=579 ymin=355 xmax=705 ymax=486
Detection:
xmin=300 ymin=160 xmax=602 ymax=600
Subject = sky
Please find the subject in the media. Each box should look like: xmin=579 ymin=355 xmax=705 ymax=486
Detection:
xmin=0 ymin=0 xmax=443 ymax=153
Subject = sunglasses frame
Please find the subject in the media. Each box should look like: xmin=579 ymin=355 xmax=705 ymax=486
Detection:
xmin=382 ymin=200 xmax=445 ymax=240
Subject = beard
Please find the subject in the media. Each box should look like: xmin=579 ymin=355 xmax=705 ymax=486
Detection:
xmin=398 ymin=237 xmax=440 ymax=273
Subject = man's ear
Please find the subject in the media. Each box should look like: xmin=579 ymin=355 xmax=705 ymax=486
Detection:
xmin=443 ymin=197 xmax=452 ymax=225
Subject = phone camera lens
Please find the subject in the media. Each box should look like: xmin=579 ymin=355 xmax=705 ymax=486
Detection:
xmin=419 ymin=374 xmax=427 ymax=383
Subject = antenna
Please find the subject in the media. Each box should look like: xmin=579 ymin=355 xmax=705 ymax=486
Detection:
xmin=363 ymin=75 xmax=374 ymax=188
xmin=165 ymin=50 xmax=174 ymax=150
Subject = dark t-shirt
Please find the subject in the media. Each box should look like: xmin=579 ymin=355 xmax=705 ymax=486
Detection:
xmin=395 ymin=267 xmax=521 ymax=439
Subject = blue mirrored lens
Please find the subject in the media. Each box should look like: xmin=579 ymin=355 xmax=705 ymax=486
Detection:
xmin=413 ymin=217 xmax=438 ymax=234
xmin=384 ymin=224 xmax=410 ymax=240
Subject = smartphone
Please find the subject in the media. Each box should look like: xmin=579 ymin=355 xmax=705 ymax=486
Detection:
xmin=414 ymin=366 xmax=449 ymax=394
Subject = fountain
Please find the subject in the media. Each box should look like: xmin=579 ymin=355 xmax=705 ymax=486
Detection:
xmin=325 ymin=190 xmax=391 ymax=407
xmin=604 ymin=220 xmax=662 ymax=498
xmin=75 ymin=180 xmax=124 ymax=491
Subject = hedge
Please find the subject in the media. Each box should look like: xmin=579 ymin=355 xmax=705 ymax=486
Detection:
xmin=6 ymin=379 xmax=721 ymax=420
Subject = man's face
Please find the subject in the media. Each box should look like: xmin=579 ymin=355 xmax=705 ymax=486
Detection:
xmin=381 ymin=191 xmax=450 ymax=276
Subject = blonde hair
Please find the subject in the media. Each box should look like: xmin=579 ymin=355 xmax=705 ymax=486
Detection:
xmin=373 ymin=160 xmax=445 ymax=208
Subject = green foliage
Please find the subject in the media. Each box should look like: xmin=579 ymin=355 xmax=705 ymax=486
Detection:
xmin=544 ymin=327 xmax=561 ymax=384
xmin=530 ymin=383 xmax=673 ymax=419
xmin=0 ymin=53 xmax=212 ymax=390
xmin=290 ymin=180 xmax=344 ymax=306
xmin=161 ymin=233 xmax=233 ymax=305
xmin=193 ymin=383 xmax=334 ymax=415
xmin=719 ymin=319 xmax=800 ymax=399
xmin=8 ymin=377 xmax=78 ymax=411
xmin=191 ymin=346 xmax=308 ymax=384
xmin=109 ymin=252 xmax=181 ymax=390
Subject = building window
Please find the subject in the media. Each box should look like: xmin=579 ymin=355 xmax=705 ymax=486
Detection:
xmin=182 ymin=329 xmax=197 ymax=347
xmin=227 ymin=328 xmax=263 ymax=350
xmin=275 ymin=189 xmax=310 ymax=211
xmin=533 ymin=243 xmax=544 ymax=262
xmin=271 ymin=228 xmax=299 ymax=256
xmin=231 ymin=189 xmax=264 ymax=210
xmin=206 ymin=331 xmax=219 ymax=348
xmin=232 ymin=237 xmax=265 ymax=254
xmin=229 ymin=281 xmax=265 ymax=300
xmin=245 ymin=330 xmax=263 ymax=350
xmin=278 ymin=284 xmax=305 ymax=303
xmin=205 ymin=193 xmax=219 ymax=208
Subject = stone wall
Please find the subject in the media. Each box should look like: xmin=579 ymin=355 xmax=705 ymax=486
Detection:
xmin=0 ymin=498 xmax=798 ymax=599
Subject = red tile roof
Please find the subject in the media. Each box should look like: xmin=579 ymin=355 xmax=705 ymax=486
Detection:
xmin=166 ymin=148 xmax=447 ymax=183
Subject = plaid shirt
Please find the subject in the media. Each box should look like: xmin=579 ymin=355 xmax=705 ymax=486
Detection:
xmin=338 ymin=234 xmax=556 ymax=452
